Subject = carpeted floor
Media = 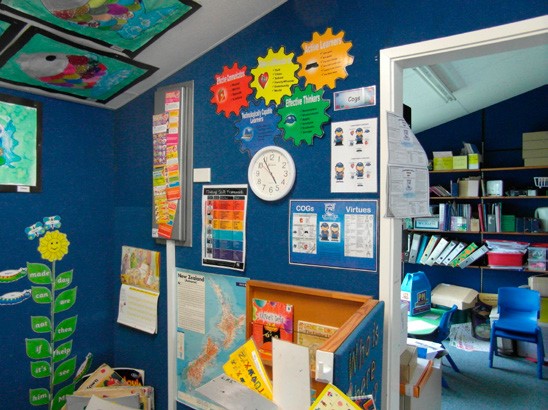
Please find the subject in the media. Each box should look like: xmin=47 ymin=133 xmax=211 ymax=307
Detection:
xmin=441 ymin=325 xmax=547 ymax=409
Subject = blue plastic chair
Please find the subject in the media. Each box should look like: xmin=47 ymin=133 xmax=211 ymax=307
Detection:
xmin=415 ymin=304 xmax=460 ymax=374
xmin=489 ymin=287 xmax=544 ymax=379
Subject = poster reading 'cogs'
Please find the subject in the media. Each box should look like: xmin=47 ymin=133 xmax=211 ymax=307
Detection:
xmin=250 ymin=47 xmax=299 ymax=105
xmin=210 ymin=63 xmax=253 ymax=117
xmin=278 ymin=84 xmax=330 ymax=146
xmin=297 ymin=27 xmax=354 ymax=90
xmin=234 ymin=100 xmax=281 ymax=157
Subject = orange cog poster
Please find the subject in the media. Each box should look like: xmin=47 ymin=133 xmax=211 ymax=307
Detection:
xmin=297 ymin=27 xmax=354 ymax=89
xmin=210 ymin=63 xmax=253 ymax=117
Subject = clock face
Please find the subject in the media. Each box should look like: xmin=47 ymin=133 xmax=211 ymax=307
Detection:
xmin=248 ymin=146 xmax=296 ymax=201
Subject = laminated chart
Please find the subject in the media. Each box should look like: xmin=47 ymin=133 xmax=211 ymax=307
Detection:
xmin=202 ymin=185 xmax=248 ymax=272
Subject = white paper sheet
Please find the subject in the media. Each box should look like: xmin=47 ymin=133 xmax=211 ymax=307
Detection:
xmin=117 ymin=284 xmax=159 ymax=334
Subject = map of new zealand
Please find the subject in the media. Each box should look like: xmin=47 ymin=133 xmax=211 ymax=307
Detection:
xmin=176 ymin=269 xmax=248 ymax=409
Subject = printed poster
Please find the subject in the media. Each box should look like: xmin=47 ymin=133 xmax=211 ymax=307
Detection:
xmin=331 ymin=118 xmax=378 ymax=193
xmin=290 ymin=200 xmax=378 ymax=271
xmin=202 ymin=185 xmax=248 ymax=272
xmin=176 ymin=269 xmax=249 ymax=409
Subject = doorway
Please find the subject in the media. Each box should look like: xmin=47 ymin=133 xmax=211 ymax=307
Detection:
xmin=378 ymin=16 xmax=547 ymax=410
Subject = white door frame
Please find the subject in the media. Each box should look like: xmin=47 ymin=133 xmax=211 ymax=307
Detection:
xmin=378 ymin=15 xmax=547 ymax=410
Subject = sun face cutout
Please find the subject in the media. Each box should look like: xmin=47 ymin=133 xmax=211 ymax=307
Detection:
xmin=38 ymin=230 xmax=70 ymax=262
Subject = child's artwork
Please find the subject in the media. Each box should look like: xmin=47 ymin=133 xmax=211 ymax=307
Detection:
xmin=0 ymin=0 xmax=201 ymax=56
xmin=0 ymin=27 xmax=157 ymax=103
xmin=252 ymin=298 xmax=293 ymax=358
xmin=0 ymin=93 xmax=42 ymax=192
xmin=120 ymin=246 xmax=160 ymax=292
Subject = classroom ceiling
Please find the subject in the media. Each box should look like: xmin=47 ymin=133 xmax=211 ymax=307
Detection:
xmin=403 ymin=44 xmax=548 ymax=133
xmin=0 ymin=0 xmax=287 ymax=109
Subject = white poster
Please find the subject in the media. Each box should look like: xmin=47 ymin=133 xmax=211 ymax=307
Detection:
xmin=331 ymin=118 xmax=378 ymax=193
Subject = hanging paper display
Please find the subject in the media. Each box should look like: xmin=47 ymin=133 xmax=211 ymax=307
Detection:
xmin=331 ymin=118 xmax=378 ymax=193
xmin=234 ymin=100 xmax=281 ymax=156
xmin=0 ymin=27 xmax=157 ymax=104
xmin=210 ymin=62 xmax=253 ymax=117
xmin=0 ymin=0 xmax=201 ymax=57
xmin=250 ymin=47 xmax=299 ymax=105
xmin=277 ymin=84 xmax=330 ymax=146
xmin=297 ymin=27 xmax=354 ymax=90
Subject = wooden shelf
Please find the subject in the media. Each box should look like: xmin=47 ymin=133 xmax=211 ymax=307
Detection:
xmin=430 ymin=165 xmax=548 ymax=174
xmin=430 ymin=195 xmax=548 ymax=201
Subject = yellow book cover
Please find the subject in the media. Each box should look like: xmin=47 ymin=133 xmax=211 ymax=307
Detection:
xmin=223 ymin=339 xmax=273 ymax=400
xmin=310 ymin=383 xmax=361 ymax=410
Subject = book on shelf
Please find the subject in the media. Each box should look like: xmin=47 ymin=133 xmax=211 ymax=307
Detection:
xmin=435 ymin=240 xmax=459 ymax=265
xmin=252 ymin=298 xmax=294 ymax=358
xmin=429 ymin=185 xmax=452 ymax=197
xmin=449 ymin=242 xmax=479 ymax=268
xmin=441 ymin=241 xmax=466 ymax=265
xmin=408 ymin=233 xmax=422 ymax=263
xmin=415 ymin=235 xmax=430 ymax=263
xmin=419 ymin=235 xmax=440 ymax=264
xmin=457 ymin=243 xmax=490 ymax=268
xmin=425 ymin=237 xmax=449 ymax=266
xmin=402 ymin=231 xmax=412 ymax=262
xmin=296 ymin=320 xmax=339 ymax=368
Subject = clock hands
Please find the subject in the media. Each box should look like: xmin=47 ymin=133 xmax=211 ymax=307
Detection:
xmin=263 ymin=157 xmax=277 ymax=184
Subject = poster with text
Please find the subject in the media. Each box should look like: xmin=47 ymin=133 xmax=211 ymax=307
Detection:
xmin=202 ymin=185 xmax=248 ymax=272
xmin=331 ymin=118 xmax=377 ymax=193
xmin=290 ymin=200 xmax=378 ymax=271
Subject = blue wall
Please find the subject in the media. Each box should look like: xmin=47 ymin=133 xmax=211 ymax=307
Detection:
xmin=0 ymin=0 xmax=546 ymax=409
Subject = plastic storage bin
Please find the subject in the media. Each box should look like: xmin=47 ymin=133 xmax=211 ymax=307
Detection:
xmin=486 ymin=252 xmax=525 ymax=267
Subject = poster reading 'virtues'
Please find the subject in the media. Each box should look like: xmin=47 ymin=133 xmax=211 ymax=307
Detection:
xmin=202 ymin=185 xmax=248 ymax=272
xmin=290 ymin=200 xmax=378 ymax=272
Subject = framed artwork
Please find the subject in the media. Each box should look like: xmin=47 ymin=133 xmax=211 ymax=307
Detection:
xmin=0 ymin=93 xmax=42 ymax=192
xmin=0 ymin=27 xmax=158 ymax=103
xmin=0 ymin=0 xmax=201 ymax=57
xmin=0 ymin=14 xmax=24 ymax=53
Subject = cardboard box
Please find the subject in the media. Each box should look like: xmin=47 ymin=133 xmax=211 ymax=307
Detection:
xmin=458 ymin=179 xmax=479 ymax=197
xmin=522 ymin=131 xmax=548 ymax=142
xmin=433 ymin=157 xmax=452 ymax=170
xmin=452 ymin=155 xmax=467 ymax=169
xmin=522 ymin=148 xmax=548 ymax=159
xmin=468 ymin=153 xmax=480 ymax=169
xmin=524 ymin=157 xmax=548 ymax=166
xmin=529 ymin=273 xmax=548 ymax=297
xmin=516 ymin=321 xmax=548 ymax=362
xmin=400 ymin=346 xmax=418 ymax=384
xmin=431 ymin=283 xmax=478 ymax=310
xmin=523 ymin=139 xmax=548 ymax=150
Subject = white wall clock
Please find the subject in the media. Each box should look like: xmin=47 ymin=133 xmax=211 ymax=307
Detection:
xmin=248 ymin=146 xmax=296 ymax=201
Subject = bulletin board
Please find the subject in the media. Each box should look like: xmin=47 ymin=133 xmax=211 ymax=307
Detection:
xmin=152 ymin=81 xmax=194 ymax=245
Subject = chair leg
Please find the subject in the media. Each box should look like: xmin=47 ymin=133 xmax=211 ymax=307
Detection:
xmin=489 ymin=329 xmax=496 ymax=368
xmin=537 ymin=332 xmax=544 ymax=379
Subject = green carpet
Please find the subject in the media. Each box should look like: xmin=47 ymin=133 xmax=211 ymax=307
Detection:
xmin=441 ymin=341 xmax=547 ymax=409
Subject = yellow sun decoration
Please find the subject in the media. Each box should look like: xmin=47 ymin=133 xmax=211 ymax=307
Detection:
xmin=38 ymin=231 xmax=70 ymax=262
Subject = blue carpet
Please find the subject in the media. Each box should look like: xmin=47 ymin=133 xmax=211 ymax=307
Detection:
xmin=441 ymin=344 xmax=547 ymax=409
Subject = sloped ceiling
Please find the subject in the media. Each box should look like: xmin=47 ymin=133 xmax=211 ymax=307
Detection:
xmin=0 ymin=0 xmax=287 ymax=109
xmin=403 ymin=44 xmax=548 ymax=134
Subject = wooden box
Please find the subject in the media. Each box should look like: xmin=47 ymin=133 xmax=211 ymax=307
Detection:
xmin=246 ymin=280 xmax=383 ymax=404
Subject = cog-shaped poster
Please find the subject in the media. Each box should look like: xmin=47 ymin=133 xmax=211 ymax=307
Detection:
xmin=278 ymin=84 xmax=331 ymax=146
xmin=297 ymin=28 xmax=354 ymax=89
xmin=234 ymin=100 xmax=281 ymax=157
xmin=210 ymin=63 xmax=253 ymax=117
xmin=250 ymin=47 xmax=299 ymax=105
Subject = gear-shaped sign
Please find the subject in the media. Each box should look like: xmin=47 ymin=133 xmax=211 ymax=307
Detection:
xmin=250 ymin=47 xmax=299 ymax=105
xmin=278 ymin=84 xmax=331 ymax=146
xmin=210 ymin=63 xmax=253 ymax=117
xmin=297 ymin=27 xmax=354 ymax=89
xmin=234 ymin=100 xmax=281 ymax=157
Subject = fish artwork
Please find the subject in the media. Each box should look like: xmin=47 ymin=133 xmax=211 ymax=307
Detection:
xmin=0 ymin=117 xmax=21 ymax=168
xmin=0 ymin=268 xmax=28 ymax=283
xmin=40 ymin=0 xmax=179 ymax=40
xmin=0 ymin=289 xmax=32 ymax=305
xmin=16 ymin=53 xmax=107 ymax=89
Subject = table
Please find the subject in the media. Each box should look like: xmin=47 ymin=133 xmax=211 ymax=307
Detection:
xmin=407 ymin=307 xmax=447 ymax=336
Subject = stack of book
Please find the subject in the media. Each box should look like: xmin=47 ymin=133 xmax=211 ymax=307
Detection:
xmin=405 ymin=232 xmax=489 ymax=269
xmin=522 ymin=131 xmax=548 ymax=166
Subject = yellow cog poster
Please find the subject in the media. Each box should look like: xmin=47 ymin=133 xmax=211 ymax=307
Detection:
xmin=297 ymin=27 xmax=354 ymax=89
xmin=250 ymin=47 xmax=299 ymax=105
